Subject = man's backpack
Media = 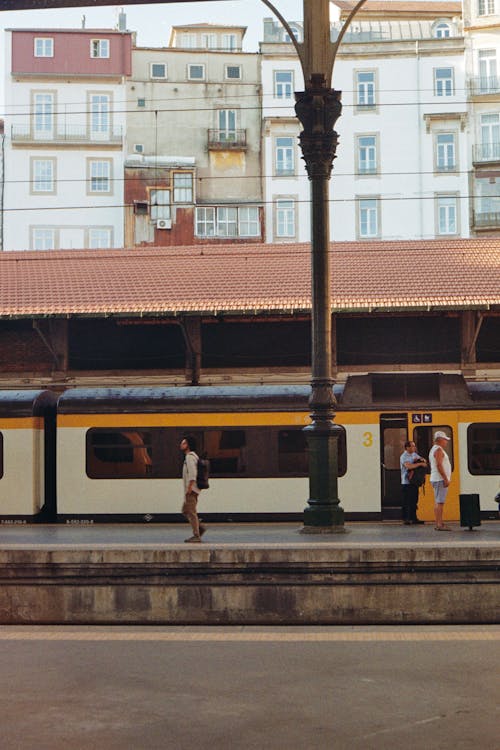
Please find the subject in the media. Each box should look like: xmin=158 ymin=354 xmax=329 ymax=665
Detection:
xmin=408 ymin=460 xmax=426 ymax=488
xmin=196 ymin=453 xmax=210 ymax=490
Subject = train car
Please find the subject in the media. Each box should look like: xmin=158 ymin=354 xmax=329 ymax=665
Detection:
xmin=54 ymin=374 xmax=500 ymax=523
xmin=0 ymin=390 xmax=57 ymax=523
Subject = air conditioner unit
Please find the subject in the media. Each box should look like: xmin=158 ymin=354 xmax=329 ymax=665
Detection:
xmin=156 ymin=219 xmax=172 ymax=230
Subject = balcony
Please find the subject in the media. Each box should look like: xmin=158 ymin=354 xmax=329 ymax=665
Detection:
xmin=11 ymin=124 xmax=123 ymax=146
xmin=473 ymin=143 xmax=500 ymax=164
xmin=473 ymin=210 xmax=500 ymax=229
xmin=469 ymin=76 xmax=500 ymax=96
xmin=207 ymin=129 xmax=246 ymax=150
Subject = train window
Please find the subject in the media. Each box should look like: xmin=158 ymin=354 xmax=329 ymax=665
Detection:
xmin=467 ymin=423 xmax=500 ymax=475
xmin=413 ymin=425 xmax=454 ymax=469
xmin=0 ymin=432 xmax=3 ymax=479
xmin=86 ymin=428 xmax=168 ymax=479
xmin=204 ymin=429 xmax=247 ymax=475
xmin=277 ymin=427 xmax=347 ymax=477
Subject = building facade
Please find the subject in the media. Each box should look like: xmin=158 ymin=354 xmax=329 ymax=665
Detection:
xmin=2 ymin=26 xmax=131 ymax=251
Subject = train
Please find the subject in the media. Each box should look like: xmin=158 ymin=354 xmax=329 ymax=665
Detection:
xmin=0 ymin=373 xmax=499 ymax=524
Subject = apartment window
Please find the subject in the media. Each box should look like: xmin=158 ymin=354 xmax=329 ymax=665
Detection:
xmin=437 ymin=195 xmax=458 ymax=235
xmin=238 ymin=207 xmax=260 ymax=237
xmin=222 ymin=33 xmax=237 ymax=50
xmin=217 ymin=109 xmax=237 ymax=141
xmin=90 ymin=39 xmax=110 ymax=58
xmin=90 ymin=94 xmax=110 ymax=137
xmin=201 ymin=34 xmax=217 ymax=49
xmin=137 ymin=98 xmax=146 ymax=108
xmin=195 ymin=206 xmax=260 ymax=238
xmin=196 ymin=207 xmax=216 ymax=237
xmin=32 ymin=158 xmax=55 ymax=193
xmin=356 ymin=71 xmax=376 ymax=108
xmin=435 ymin=68 xmax=454 ymax=96
xmin=479 ymin=113 xmax=500 ymax=160
xmin=32 ymin=228 xmax=56 ymax=250
xmin=478 ymin=50 xmax=498 ymax=93
xmin=173 ymin=173 xmax=193 ymax=203
xmin=275 ymin=137 xmax=295 ymax=175
xmin=284 ymin=24 xmax=301 ymax=43
xmin=188 ymin=64 xmax=205 ymax=80
xmin=89 ymin=160 xmax=111 ymax=193
xmin=274 ymin=70 xmax=293 ymax=99
xmin=435 ymin=23 xmax=451 ymax=38
xmin=358 ymin=198 xmax=379 ymax=238
xmin=180 ymin=34 xmax=197 ymax=48
xmin=88 ymin=228 xmax=112 ymax=249
xmin=34 ymin=37 xmax=53 ymax=57
xmin=150 ymin=63 xmax=167 ymax=79
xmin=478 ymin=0 xmax=495 ymax=15
xmin=150 ymin=189 xmax=171 ymax=221
xmin=33 ymin=92 xmax=54 ymax=138
xmin=275 ymin=199 xmax=295 ymax=237
xmin=436 ymin=133 xmax=456 ymax=171
xmin=357 ymin=135 xmax=377 ymax=175
xmin=225 ymin=65 xmax=241 ymax=80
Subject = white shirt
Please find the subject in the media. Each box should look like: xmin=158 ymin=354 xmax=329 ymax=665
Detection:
xmin=182 ymin=451 xmax=200 ymax=494
xmin=429 ymin=444 xmax=451 ymax=482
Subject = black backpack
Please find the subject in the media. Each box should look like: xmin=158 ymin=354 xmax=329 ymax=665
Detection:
xmin=196 ymin=453 xmax=210 ymax=490
xmin=408 ymin=461 xmax=427 ymax=487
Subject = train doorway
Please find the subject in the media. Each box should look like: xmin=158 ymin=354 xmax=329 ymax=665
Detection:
xmin=380 ymin=414 xmax=407 ymax=520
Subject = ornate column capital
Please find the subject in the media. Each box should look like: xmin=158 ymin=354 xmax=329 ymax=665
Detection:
xmin=294 ymin=74 xmax=342 ymax=179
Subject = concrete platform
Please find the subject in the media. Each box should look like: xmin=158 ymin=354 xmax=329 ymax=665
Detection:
xmin=0 ymin=522 xmax=498 ymax=625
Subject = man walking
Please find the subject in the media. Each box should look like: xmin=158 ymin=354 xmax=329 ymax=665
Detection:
xmin=429 ymin=430 xmax=452 ymax=531
xmin=400 ymin=440 xmax=427 ymax=525
xmin=180 ymin=435 xmax=206 ymax=543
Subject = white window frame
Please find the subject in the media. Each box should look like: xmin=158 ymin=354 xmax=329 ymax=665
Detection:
xmin=225 ymin=64 xmax=241 ymax=80
xmin=180 ymin=34 xmax=197 ymax=49
xmin=90 ymin=39 xmax=110 ymax=59
xmin=34 ymin=37 xmax=53 ymax=57
xmin=357 ymin=134 xmax=378 ymax=175
xmin=88 ymin=159 xmax=112 ymax=194
xmin=238 ymin=207 xmax=260 ymax=237
xmin=275 ymin=198 xmax=296 ymax=238
xmin=478 ymin=0 xmax=495 ymax=15
xmin=357 ymin=197 xmax=379 ymax=239
xmin=434 ymin=67 xmax=454 ymax=97
xmin=31 ymin=228 xmax=57 ymax=250
xmin=435 ymin=132 xmax=457 ymax=172
xmin=355 ymin=70 xmax=376 ymax=110
xmin=478 ymin=49 xmax=498 ymax=93
xmin=89 ymin=93 xmax=111 ymax=139
xmin=436 ymin=194 xmax=459 ymax=235
xmin=196 ymin=207 xmax=216 ymax=237
xmin=150 ymin=62 xmax=167 ymax=79
xmin=216 ymin=207 xmax=238 ymax=237
xmin=274 ymin=70 xmax=294 ymax=99
xmin=222 ymin=33 xmax=237 ymax=50
xmin=434 ymin=23 xmax=451 ymax=38
xmin=195 ymin=206 xmax=260 ymax=238
xmin=217 ymin=109 xmax=237 ymax=141
xmin=88 ymin=228 xmax=113 ymax=249
xmin=187 ymin=63 xmax=205 ymax=81
xmin=33 ymin=91 xmax=55 ymax=139
xmin=275 ymin=136 xmax=295 ymax=176
xmin=31 ymin=157 xmax=56 ymax=194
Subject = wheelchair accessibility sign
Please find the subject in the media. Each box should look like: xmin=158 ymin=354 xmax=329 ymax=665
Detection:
xmin=411 ymin=413 xmax=433 ymax=424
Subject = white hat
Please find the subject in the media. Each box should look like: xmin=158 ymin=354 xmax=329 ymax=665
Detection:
xmin=434 ymin=430 xmax=450 ymax=441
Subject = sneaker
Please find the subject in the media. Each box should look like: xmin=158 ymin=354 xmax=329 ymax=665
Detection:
xmin=184 ymin=535 xmax=202 ymax=543
xmin=199 ymin=524 xmax=207 ymax=537
xmin=411 ymin=519 xmax=425 ymax=525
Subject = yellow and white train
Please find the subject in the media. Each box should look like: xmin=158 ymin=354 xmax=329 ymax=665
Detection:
xmin=0 ymin=375 xmax=499 ymax=523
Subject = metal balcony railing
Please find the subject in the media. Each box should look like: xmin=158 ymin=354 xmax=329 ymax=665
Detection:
xmin=469 ymin=76 xmax=500 ymax=95
xmin=473 ymin=143 xmax=500 ymax=163
xmin=11 ymin=124 xmax=123 ymax=145
xmin=473 ymin=210 xmax=500 ymax=228
xmin=207 ymin=128 xmax=246 ymax=149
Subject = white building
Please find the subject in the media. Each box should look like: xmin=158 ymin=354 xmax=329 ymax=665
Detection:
xmin=260 ymin=1 xmax=469 ymax=242
xmin=2 ymin=25 xmax=132 ymax=251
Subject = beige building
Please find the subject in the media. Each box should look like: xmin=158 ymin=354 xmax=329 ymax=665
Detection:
xmin=125 ymin=23 xmax=263 ymax=246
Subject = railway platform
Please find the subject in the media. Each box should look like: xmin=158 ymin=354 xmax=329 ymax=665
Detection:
xmin=0 ymin=521 xmax=498 ymax=626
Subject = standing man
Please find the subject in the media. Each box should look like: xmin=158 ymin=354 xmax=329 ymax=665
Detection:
xmin=400 ymin=440 xmax=427 ymax=525
xmin=429 ymin=430 xmax=452 ymax=531
xmin=180 ymin=435 xmax=206 ymax=543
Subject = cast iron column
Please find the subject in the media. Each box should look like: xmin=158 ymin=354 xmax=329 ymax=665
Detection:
xmin=295 ymin=74 xmax=345 ymax=532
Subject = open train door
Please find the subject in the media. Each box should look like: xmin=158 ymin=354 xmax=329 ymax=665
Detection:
xmin=380 ymin=413 xmax=407 ymax=520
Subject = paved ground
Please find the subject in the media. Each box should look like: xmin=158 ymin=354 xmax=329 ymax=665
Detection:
xmin=0 ymin=520 xmax=498 ymax=549
xmin=0 ymin=625 xmax=498 ymax=750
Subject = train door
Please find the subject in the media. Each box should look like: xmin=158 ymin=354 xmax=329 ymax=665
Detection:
xmin=411 ymin=423 xmax=458 ymax=521
xmin=380 ymin=414 xmax=407 ymax=520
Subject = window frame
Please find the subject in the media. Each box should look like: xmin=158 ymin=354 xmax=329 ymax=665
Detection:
xmin=31 ymin=157 xmax=56 ymax=194
xmin=275 ymin=197 xmax=296 ymax=238
xmin=355 ymin=69 xmax=377 ymax=111
xmin=173 ymin=172 xmax=194 ymax=204
xmin=150 ymin=62 xmax=167 ymax=79
xmin=436 ymin=193 xmax=459 ymax=236
xmin=90 ymin=38 xmax=110 ymax=59
xmin=187 ymin=63 xmax=205 ymax=81
xmin=467 ymin=423 xmax=500 ymax=475
xmin=434 ymin=131 xmax=457 ymax=173
xmin=87 ymin=227 xmax=113 ymax=249
xmin=31 ymin=227 xmax=58 ymax=250
xmin=34 ymin=37 xmax=54 ymax=57
xmin=356 ymin=133 xmax=378 ymax=176
xmin=275 ymin=136 xmax=295 ymax=176
xmin=149 ymin=188 xmax=171 ymax=221
xmin=434 ymin=67 xmax=454 ymax=97
xmin=274 ymin=70 xmax=294 ymax=99
xmin=225 ymin=64 xmax=241 ymax=80
xmin=357 ymin=197 xmax=380 ymax=239
xmin=87 ymin=158 xmax=112 ymax=195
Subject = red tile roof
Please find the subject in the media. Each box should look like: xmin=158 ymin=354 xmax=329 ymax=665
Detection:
xmin=0 ymin=239 xmax=499 ymax=318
